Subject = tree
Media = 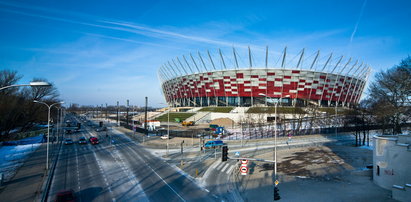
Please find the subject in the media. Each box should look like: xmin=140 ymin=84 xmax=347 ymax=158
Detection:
xmin=0 ymin=70 xmax=61 ymax=139
xmin=366 ymin=57 xmax=411 ymax=134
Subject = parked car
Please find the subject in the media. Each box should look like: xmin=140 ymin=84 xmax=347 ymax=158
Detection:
xmin=54 ymin=189 xmax=76 ymax=202
xmin=203 ymin=140 xmax=224 ymax=149
xmin=78 ymin=137 xmax=87 ymax=144
xmin=160 ymin=135 xmax=169 ymax=140
xmin=64 ymin=138 xmax=74 ymax=145
xmin=89 ymin=137 xmax=99 ymax=145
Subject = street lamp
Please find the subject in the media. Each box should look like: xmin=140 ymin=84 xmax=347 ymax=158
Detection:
xmin=160 ymin=102 xmax=170 ymax=155
xmin=259 ymin=93 xmax=289 ymax=189
xmin=33 ymin=100 xmax=64 ymax=170
xmin=0 ymin=81 xmax=51 ymax=91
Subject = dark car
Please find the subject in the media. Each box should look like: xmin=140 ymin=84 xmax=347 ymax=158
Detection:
xmin=89 ymin=137 xmax=99 ymax=145
xmin=55 ymin=189 xmax=76 ymax=202
xmin=64 ymin=138 xmax=74 ymax=145
xmin=78 ymin=137 xmax=87 ymax=144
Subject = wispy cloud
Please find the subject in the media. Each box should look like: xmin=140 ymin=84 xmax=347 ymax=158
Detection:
xmin=349 ymin=0 xmax=367 ymax=46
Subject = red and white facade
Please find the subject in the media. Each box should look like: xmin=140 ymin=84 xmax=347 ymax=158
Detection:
xmin=158 ymin=48 xmax=371 ymax=107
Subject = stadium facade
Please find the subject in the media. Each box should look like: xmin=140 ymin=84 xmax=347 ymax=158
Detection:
xmin=158 ymin=47 xmax=371 ymax=108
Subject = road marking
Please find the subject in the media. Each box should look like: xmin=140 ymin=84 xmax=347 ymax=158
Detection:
xmin=216 ymin=162 xmax=225 ymax=170
xmin=211 ymin=162 xmax=219 ymax=169
xmin=226 ymin=165 xmax=235 ymax=174
xmin=221 ymin=164 xmax=230 ymax=173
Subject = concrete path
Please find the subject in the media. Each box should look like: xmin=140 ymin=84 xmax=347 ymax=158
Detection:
xmin=0 ymin=143 xmax=47 ymax=202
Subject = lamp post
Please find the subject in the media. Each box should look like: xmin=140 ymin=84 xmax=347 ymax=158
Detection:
xmin=33 ymin=100 xmax=64 ymax=170
xmin=160 ymin=102 xmax=170 ymax=156
xmin=259 ymin=93 xmax=289 ymax=189
xmin=0 ymin=81 xmax=51 ymax=91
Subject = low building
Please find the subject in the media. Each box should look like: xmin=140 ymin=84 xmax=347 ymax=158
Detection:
xmin=373 ymin=134 xmax=411 ymax=202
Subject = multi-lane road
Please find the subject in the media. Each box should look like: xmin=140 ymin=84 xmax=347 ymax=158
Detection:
xmin=48 ymin=117 xmax=215 ymax=201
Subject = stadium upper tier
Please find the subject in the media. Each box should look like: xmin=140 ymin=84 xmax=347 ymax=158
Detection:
xmin=158 ymin=47 xmax=371 ymax=108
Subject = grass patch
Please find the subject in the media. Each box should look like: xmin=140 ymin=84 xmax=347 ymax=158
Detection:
xmin=198 ymin=107 xmax=234 ymax=113
xmin=316 ymin=107 xmax=351 ymax=115
xmin=2 ymin=128 xmax=47 ymax=141
xmin=155 ymin=113 xmax=195 ymax=122
xmin=247 ymin=107 xmax=306 ymax=114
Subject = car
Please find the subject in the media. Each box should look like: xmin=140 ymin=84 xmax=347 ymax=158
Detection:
xmin=160 ymin=135 xmax=169 ymax=140
xmin=89 ymin=137 xmax=99 ymax=145
xmin=78 ymin=137 xmax=87 ymax=144
xmin=64 ymin=138 xmax=73 ymax=145
xmin=54 ymin=189 xmax=76 ymax=202
xmin=203 ymin=140 xmax=224 ymax=149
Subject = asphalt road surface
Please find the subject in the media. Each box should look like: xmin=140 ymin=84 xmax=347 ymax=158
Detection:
xmin=48 ymin=119 xmax=215 ymax=202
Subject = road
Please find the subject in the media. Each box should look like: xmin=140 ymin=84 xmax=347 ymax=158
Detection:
xmin=48 ymin=118 xmax=214 ymax=202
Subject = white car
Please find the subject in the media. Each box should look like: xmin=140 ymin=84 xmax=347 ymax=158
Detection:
xmin=160 ymin=135 xmax=169 ymax=140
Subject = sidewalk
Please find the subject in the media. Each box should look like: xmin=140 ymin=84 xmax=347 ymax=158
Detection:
xmin=0 ymin=143 xmax=47 ymax=202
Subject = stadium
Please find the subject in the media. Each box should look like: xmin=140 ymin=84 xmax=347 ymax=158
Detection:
xmin=158 ymin=47 xmax=371 ymax=108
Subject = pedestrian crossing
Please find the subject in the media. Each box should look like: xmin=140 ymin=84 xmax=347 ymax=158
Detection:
xmin=211 ymin=161 xmax=237 ymax=175
xmin=62 ymin=144 xmax=109 ymax=152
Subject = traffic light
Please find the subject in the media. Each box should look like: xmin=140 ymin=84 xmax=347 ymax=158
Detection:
xmin=222 ymin=146 xmax=228 ymax=161
xmin=274 ymin=186 xmax=281 ymax=201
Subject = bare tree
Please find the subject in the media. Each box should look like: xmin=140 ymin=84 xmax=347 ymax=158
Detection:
xmin=365 ymin=57 xmax=411 ymax=134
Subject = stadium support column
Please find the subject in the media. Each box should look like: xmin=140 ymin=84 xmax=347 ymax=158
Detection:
xmin=320 ymin=55 xmax=342 ymax=107
xmin=249 ymin=46 xmax=254 ymax=106
xmin=198 ymin=52 xmax=210 ymax=107
xmin=293 ymin=48 xmax=305 ymax=107
xmin=307 ymin=51 xmax=320 ymax=102
xmin=337 ymin=61 xmax=361 ymax=107
xmin=341 ymin=64 xmax=362 ymax=107
xmin=265 ymin=46 xmax=268 ymax=107
xmin=233 ymin=47 xmax=241 ymax=107
xmin=206 ymin=51 xmax=219 ymax=106
xmin=218 ymin=49 xmax=228 ymax=106
xmin=346 ymin=66 xmax=367 ymax=107
xmin=329 ymin=57 xmax=351 ymax=107
xmin=280 ymin=47 xmax=287 ymax=106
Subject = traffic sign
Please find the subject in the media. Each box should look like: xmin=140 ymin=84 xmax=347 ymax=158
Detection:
xmin=235 ymin=152 xmax=240 ymax=156
xmin=241 ymin=159 xmax=248 ymax=165
xmin=275 ymin=180 xmax=279 ymax=185
xmin=240 ymin=166 xmax=248 ymax=175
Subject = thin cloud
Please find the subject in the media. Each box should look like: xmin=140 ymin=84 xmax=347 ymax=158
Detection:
xmin=349 ymin=0 xmax=367 ymax=45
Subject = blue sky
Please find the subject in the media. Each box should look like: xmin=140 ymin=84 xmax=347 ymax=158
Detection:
xmin=0 ymin=0 xmax=410 ymax=107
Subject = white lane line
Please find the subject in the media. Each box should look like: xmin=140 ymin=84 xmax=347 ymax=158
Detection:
xmin=75 ymin=148 xmax=81 ymax=196
xmin=220 ymin=164 xmax=230 ymax=173
xmin=216 ymin=162 xmax=225 ymax=170
xmin=124 ymin=144 xmax=186 ymax=202
xmin=226 ymin=165 xmax=235 ymax=174
xmin=211 ymin=162 xmax=220 ymax=169
xmin=146 ymin=163 xmax=186 ymax=202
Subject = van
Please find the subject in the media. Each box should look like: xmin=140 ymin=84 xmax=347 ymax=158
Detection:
xmin=203 ymin=140 xmax=224 ymax=149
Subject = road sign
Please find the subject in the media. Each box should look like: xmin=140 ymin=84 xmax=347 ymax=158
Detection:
xmin=235 ymin=152 xmax=240 ymax=156
xmin=240 ymin=166 xmax=248 ymax=175
xmin=241 ymin=159 xmax=248 ymax=165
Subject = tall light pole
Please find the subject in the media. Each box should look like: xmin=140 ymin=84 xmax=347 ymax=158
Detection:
xmin=0 ymin=81 xmax=51 ymax=91
xmin=259 ymin=93 xmax=289 ymax=189
xmin=33 ymin=100 xmax=64 ymax=170
xmin=160 ymin=102 xmax=170 ymax=155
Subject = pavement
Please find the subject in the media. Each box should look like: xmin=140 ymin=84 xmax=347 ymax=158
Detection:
xmin=0 ymin=143 xmax=47 ymax=202
xmin=0 ymin=121 xmax=375 ymax=202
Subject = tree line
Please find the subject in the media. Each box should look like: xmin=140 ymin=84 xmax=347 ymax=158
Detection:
xmin=0 ymin=70 xmax=61 ymax=140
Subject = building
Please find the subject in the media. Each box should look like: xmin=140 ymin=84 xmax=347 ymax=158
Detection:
xmin=158 ymin=47 xmax=371 ymax=108
xmin=373 ymin=134 xmax=411 ymax=202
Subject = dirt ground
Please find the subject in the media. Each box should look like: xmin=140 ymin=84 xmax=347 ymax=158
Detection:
xmin=234 ymin=144 xmax=396 ymax=202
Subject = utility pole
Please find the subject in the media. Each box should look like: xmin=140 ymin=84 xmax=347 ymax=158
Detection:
xmin=144 ymin=97 xmax=148 ymax=137
xmin=117 ymin=101 xmax=119 ymax=127
xmin=127 ymin=99 xmax=129 ymax=128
